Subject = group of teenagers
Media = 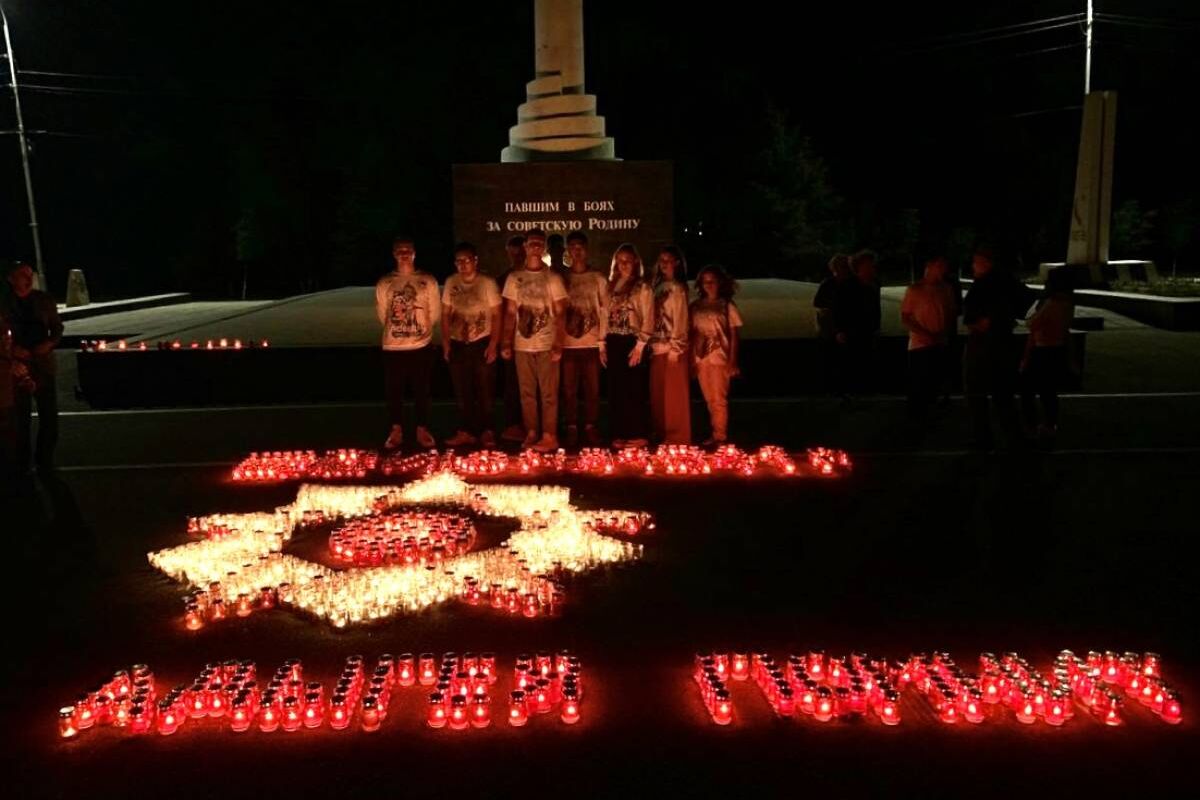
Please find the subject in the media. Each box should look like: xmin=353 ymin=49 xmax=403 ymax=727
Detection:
xmin=816 ymin=246 xmax=1075 ymax=449
xmin=375 ymin=228 xmax=743 ymax=453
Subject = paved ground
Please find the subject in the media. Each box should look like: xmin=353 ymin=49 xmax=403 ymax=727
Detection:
xmin=6 ymin=426 xmax=1197 ymax=797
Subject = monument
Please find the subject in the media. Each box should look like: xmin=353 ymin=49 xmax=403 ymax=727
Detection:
xmin=1044 ymin=91 xmax=1156 ymax=286
xmin=454 ymin=0 xmax=672 ymax=272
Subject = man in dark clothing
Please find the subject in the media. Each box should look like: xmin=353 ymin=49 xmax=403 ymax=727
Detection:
xmin=4 ymin=261 xmax=63 ymax=473
xmin=814 ymin=253 xmax=862 ymax=402
xmin=961 ymin=249 xmax=1036 ymax=450
xmin=0 ymin=306 xmax=16 ymax=480
xmin=850 ymin=249 xmax=882 ymax=394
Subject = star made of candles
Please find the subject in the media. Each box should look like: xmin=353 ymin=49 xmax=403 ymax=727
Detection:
xmin=148 ymin=471 xmax=646 ymax=629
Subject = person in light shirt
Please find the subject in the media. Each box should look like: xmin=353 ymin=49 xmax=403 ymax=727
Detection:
xmin=900 ymin=254 xmax=957 ymax=420
xmin=605 ymin=243 xmax=654 ymax=448
xmin=649 ymin=246 xmax=692 ymax=445
xmin=689 ymin=265 xmax=742 ymax=447
xmin=559 ymin=231 xmax=608 ymax=448
xmin=375 ymin=236 xmax=441 ymax=451
xmin=500 ymin=228 xmax=569 ymax=453
xmin=441 ymin=242 xmax=502 ymax=448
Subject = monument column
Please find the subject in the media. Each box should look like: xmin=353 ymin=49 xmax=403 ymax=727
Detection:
xmin=503 ymin=0 xmax=615 ymax=162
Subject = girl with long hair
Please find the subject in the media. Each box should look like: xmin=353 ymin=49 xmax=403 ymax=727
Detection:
xmin=605 ymin=243 xmax=654 ymax=447
xmin=689 ymin=264 xmax=743 ymax=446
xmin=649 ymin=245 xmax=692 ymax=444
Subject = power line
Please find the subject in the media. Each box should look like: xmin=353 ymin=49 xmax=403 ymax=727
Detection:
xmin=901 ymin=20 xmax=1084 ymax=55
xmin=911 ymin=13 xmax=1084 ymax=47
xmin=18 ymin=68 xmax=139 ymax=82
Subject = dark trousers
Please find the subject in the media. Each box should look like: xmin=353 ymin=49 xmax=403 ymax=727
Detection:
xmin=448 ymin=339 xmax=495 ymax=435
xmin=606 ymin=335 xmax=648 ymax=440
xmin=560 ymin=347 xmax=600 ymax=427
xmin=1020 ymin=346 xmax=1066 ymax=429
xmin=907 ymin=345 xmax=946 ymax=419
xmin=15 ymin=374 xmax=58 ymax=470
xmin=963 ymin=334 xmax=1019 ymax=447
xmin=383 ymin=347 xmax=433 ymax=428
xmin=502 ymin=358 xmax=522 ymax=429
xmin=0 ymin=405 xmax=16 ymax=479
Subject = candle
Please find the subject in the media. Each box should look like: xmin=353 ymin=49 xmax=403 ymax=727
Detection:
xmin=427 ymin=693 xmax=447 ymax=729
xmin=449 ymin=696 xmax=469 ymax=730
xmin=282 ymin=697 xmax=302 ymax=732
xmin=58 ymin=707 xmax=78 ymax=738
xmin=879 ymin=690 xmax=901 ymax=725
xmin=712 ymin=689 xmax=733 ymax=725
xmin=471 ymin=696 xmax=491 ymax=729
xmin=561 ymin=689 xmax=581 ymax=725
xmin=731 ymin=653 xmax=749 ymax=682
xmin=230 ymin=699 xmax=252 ymax=732
xmin=361 ymin=696 xmax=382 ymax=733
xmin=813 ymin=688 xmax=834 ymax=722
xmin=508 ymin=691 xmax=529 ymax=727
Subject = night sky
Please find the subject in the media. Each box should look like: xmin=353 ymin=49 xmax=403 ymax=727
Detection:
xmin=2 ymin=1 xmax=1198 ymax=297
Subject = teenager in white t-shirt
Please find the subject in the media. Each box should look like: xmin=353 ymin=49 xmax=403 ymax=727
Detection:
xmin=441 ymin=242 xmax=502 ymax=448
xmin=650 ymin=246 xmax=692 ymax=445
xmin=689 ymin=265 xmax=743 ymax=446
xmin=375 ymin=236 xmax=441 ymax=450
xmin=500 ymin=228 xmax=568 ymax=453
xmin=560 ymin=231 xmax=609 ymax=448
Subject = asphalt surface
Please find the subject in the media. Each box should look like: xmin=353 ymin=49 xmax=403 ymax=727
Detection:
xmin=5 ymin=397 xmax=1199 ymax=797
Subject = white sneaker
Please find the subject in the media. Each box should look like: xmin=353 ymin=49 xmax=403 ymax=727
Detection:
xmin=415 ymin=426 xmax=436 ymax=449
xmin=445 ymin=430 xmax=476 ymax=447
xmin=532 ymin=434 xmax=559 ymax=453
xmin=384 ymin=425 xmax=403 ymax=450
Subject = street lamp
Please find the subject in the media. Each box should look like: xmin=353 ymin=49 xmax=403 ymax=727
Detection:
xmin=1 ymin=2 xmax=47 ymax=290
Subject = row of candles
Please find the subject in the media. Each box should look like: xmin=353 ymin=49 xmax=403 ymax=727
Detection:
xmin=59 ymin=651 xmax=583 ymax=739
xmin=152 ymin=473 xmax=644 ymax=629
xmin=79 ymin=338 xmax=270 ymax=352
xmin=231 ymin=445 xmax=843 ymax=484
xmin=695 ymin=649 xmax=1181 ymax=727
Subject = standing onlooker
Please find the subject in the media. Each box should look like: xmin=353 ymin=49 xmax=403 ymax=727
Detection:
xmin=605 ymin=243 xmax=654 ymax=448
xmin=850 ymin=249 xmax=881 ymax=393
xmin=961 ymin=248 xmax=1036 ymax=450
xmin=813 ymin=253 xmax=860 ymax=402
xmin=900 ymin=254 xmax=957 ymax=420
xmin=0 ymin=299 xmax=17 ymax=480
xmin=4 ymin=260 xmax=62 ymax=474
xmin=690 ymin=265 xmax=742 ymax=446
xmin=375 ymin=236 xmax=441 ymax=451
xmin=500 ymin=228 xmax=568 ymax=452
xmin=442 ymin=242 xmax=502 ymax=448
xmin=547 ymin=234 xmax=568 ymax=276
xmin=1020 ymin=268 xmax=1075 ymax=441
xmin=560 ymin=232 xmax=608 ymax=448
xmin=498 ymin=235 xmax=527 ymax=442
xmin=649 ymin=246 xmax=691 ymax=445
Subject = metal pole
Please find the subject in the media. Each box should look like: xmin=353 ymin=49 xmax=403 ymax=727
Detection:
xmin=2 ymin=5 xmax=47 ymax=290
xmin=1084 ymin=0 xmax=1094 ymax=95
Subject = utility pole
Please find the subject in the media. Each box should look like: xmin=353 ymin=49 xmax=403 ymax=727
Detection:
xmin=2 ymin=4 xmax=47 ymax=290
xmin=1084 ymin=0 xmax=1094 ymax=95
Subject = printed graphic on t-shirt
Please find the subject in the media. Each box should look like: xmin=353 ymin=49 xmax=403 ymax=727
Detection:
xmin=445 ymin=279 xmax=492 ymax=342
xmin=388 ymin=283 xmax=427 ymax=340
xmin=609 ymin=285 xmax=638 ymax=333
xmin=504 ymin=270 xmax=565 ymax=350
xmin=564 ymin=275 xmax=600 ymax=340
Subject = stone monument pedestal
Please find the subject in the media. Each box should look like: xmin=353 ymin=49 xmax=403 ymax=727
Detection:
xmin=453 ymin=160 xmax=673 ymax=273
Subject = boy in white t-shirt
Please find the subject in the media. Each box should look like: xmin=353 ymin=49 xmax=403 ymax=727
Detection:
xmin=375 ymin=236 xmax=441 ymax=450
xmin=441 ymin=242 xmax=502 ymax=448
xmin=560 ymin=231 xmax=608 ymax=447
xmin=500 ymin=228 xmax=569 ymax=453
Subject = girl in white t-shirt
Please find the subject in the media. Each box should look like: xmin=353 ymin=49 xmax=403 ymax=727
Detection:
xmin=689 ymin=265 xmax=743 ymax=446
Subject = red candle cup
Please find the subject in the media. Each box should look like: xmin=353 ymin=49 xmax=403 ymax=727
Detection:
xmin=361 ymin=697 xmax=382 ymax=733
xmin=157 ymin=703 xmax=181 ymax=736
xmin=58 ymin=707 xmax=78 ymax=739
xmin=449 ymin=696 xmax=469 ymax=730
xmin=508 ymin=691 xmax=529 ymax=727
xmin=471 ymin=696 xmax=492 ymax=729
